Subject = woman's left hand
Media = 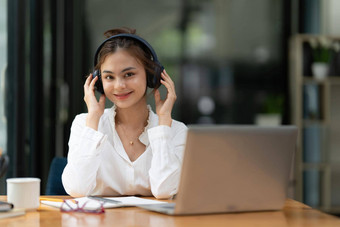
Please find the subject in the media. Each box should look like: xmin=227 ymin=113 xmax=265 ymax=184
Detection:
xmin=154 ymin=70 xmax=177 ymax=126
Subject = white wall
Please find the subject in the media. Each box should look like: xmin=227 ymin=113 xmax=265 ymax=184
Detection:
xmin=321 ymin=0 xmax=340 ymax=35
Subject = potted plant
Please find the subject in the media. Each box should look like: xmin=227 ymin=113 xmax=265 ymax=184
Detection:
xmin=255 ymin=94 xmax=284 ymax=126
xmin=308 ymin=36 xmax=332 ymax=80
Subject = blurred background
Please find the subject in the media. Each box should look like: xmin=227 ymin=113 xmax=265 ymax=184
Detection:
xmin=0 ymin=0 xmax=340 ymax=215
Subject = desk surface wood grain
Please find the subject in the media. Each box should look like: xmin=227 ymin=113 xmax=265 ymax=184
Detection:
xmin=1 ymin=196 xmax=340 ymax=227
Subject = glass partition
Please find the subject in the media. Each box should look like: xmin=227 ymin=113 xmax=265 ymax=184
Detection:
xmin=84 ymin=0 xmax=286 ymax=125
xmin=0 ymin=0 xmax=7 ymax=194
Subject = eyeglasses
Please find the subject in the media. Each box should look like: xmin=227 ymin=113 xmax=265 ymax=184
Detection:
xmin=60 ymin=199 xmax=105 ymax=214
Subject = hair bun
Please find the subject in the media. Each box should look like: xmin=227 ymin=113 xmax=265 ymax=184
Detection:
xmin=104 ymin=27 xmax=137 ymax=38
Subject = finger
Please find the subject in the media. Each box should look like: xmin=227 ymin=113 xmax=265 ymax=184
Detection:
xmin=160 ymin=81 xmax=173 ymax=96
xmin=161 ymin=72 xmax=174 ymax=85
xmin=162 ymin=70 xmax=173 ymax=80
xmin=160 ymin=79 xmax=170 ymax=89
xmin=161 ymin=71 xmax=175 ymax=87
xmin=154 ymin=89 xmax=161 ymax=104
xmin=161 ymin=79 xmax=177 ymax=100
xmin=85 ymin=74 xmax=93 ymax=85
xmin=161 ymin=79 xmax=175 ymax=94
xmin=99 ymin=94 xmax=106 ymax=105
xmin=161 ymin=70 xmax=170 ymax=79
xmin=89 ymin=75 xmax=98 ymax=89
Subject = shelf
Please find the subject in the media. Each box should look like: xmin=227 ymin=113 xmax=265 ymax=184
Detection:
xmin=302 ymin=76 xmax=340 ymax=85
xmin=328 ymin=77 xmax=340 ymax=85
xmin=302 ymin=119 xmax=327 ymax=126
xmin=290 ymin=34 xmax=340 ymax=214
xmin=303 ymin=77 xmax=327 ymax=85
xmin=302 ymin=163 xmax=330 ymax=170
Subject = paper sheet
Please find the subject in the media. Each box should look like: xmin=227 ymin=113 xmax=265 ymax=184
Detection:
xmin=41 ymin=196 xmax=167 ymax=210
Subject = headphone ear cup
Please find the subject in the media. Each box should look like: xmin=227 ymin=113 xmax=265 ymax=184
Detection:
xmin=93 ymin=70 xmax=104 ymax=94
xmin=147 ymin=63 xmax=163 ymax=89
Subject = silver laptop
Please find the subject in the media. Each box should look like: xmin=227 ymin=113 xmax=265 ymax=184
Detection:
xmin=139 ymin=125 xmax=297 ymax=215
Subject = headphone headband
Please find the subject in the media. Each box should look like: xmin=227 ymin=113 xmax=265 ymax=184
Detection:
xmin=93 ymin=33 xmax=160 ymax=67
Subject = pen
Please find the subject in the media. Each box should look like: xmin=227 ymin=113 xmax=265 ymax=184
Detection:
xmin=88 ymin=196 xmax=122 ymax=204
xmin=0 ymin=200 xmax=14 ymax=211
xmin=40 ymin=198 xmax=64 ymax=202
xmin=40 ymin=198 xmax=76 ymax=203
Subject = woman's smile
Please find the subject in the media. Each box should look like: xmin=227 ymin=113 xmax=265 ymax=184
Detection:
xmin=114 ymin=91 xmax=133 ymax=100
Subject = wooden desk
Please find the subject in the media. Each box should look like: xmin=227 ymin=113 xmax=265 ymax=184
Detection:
xmin=1 ymin=196 xmax=340 ymax=226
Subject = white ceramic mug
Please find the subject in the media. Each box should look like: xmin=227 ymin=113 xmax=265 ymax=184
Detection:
xmin=7 ymin=177 xmax=41 ymax=210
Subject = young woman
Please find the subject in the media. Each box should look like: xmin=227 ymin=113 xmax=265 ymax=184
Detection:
xmin=62 ymin=28 xmax=187 ymax=199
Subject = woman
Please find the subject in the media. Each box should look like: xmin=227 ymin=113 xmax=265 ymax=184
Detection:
xmin=62 ymin=27 xmax=187 ymax=199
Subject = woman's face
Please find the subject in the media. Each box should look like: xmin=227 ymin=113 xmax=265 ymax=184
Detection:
xmin=101 ymin=49 xmax=147 ymax=109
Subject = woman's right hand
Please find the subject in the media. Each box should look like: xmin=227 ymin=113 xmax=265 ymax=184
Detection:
xmin=83 ymin=74 xmax=106 ymax=130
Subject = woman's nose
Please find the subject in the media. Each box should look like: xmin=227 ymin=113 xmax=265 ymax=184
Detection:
xmin=115 ymin=78 xmax=126 ymax=89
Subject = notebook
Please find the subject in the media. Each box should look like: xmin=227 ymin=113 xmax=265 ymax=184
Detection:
xmin=138 ymin=125 xmax=297 ymax=215
xmin=0 ymin=208 xmax=25 ymax=219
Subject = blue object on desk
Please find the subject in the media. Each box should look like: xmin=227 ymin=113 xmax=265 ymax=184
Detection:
xmin=45 ymin=157 xmax=67 ymax=195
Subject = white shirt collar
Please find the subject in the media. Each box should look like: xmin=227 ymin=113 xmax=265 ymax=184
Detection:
xmin=108 ymin=105 xmax=158 ymax=146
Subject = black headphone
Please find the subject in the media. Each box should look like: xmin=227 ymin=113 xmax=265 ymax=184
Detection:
xmin=92 ymin=33 xmax=164 ymax=94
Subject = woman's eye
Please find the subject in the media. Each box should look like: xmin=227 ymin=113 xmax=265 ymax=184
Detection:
xmin=125 ymin=72 xmax=134 ymax=77
xmin=105 ymin=75 xmax=114 ymax=80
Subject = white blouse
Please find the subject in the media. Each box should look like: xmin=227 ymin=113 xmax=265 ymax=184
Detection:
xmin=62 ymin=105 xmax=187 ymax=199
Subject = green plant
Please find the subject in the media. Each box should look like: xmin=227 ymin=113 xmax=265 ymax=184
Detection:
xmin=308 ymin=37 xmax=332 ymax=63
xmin=262 ymin=95 xmax=284 ymax=114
